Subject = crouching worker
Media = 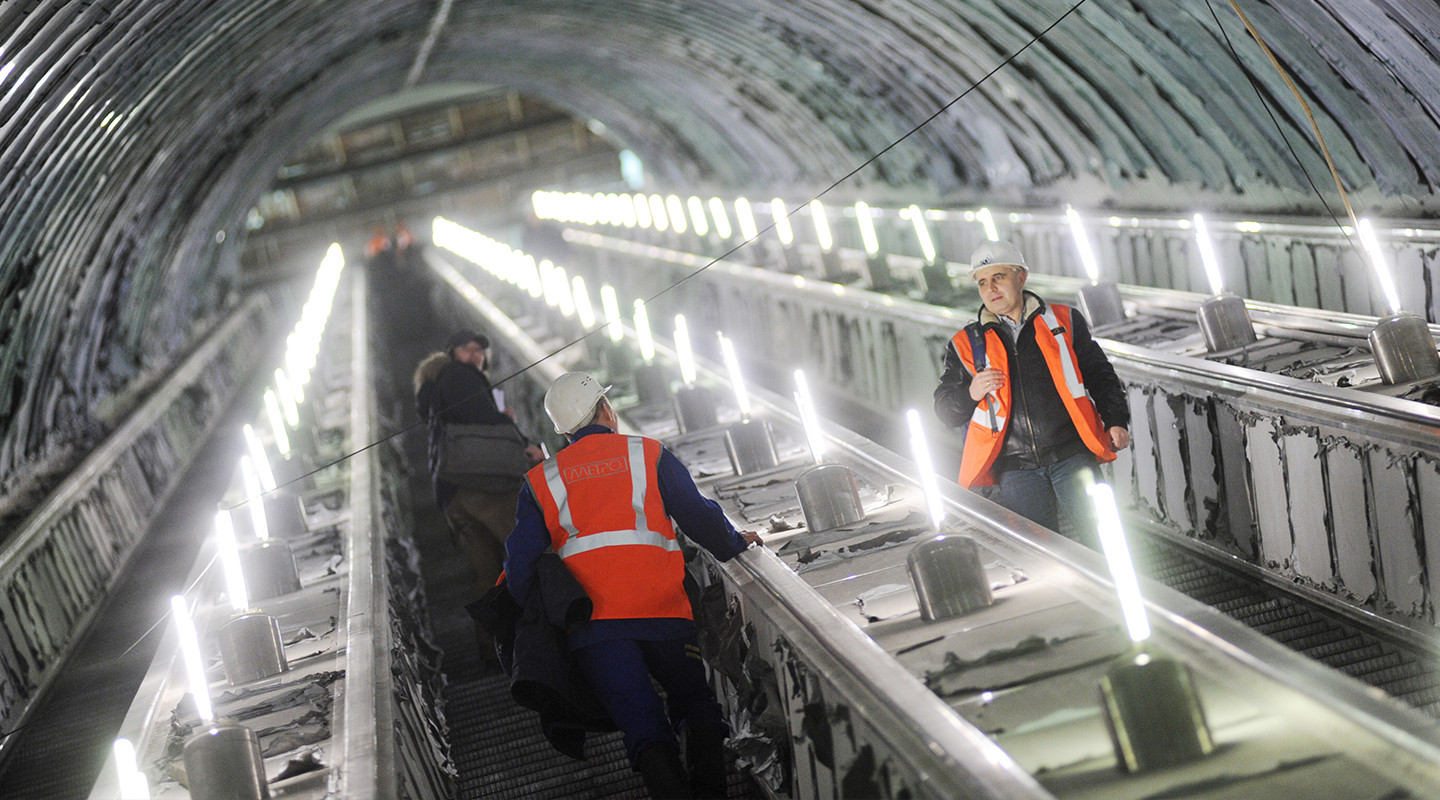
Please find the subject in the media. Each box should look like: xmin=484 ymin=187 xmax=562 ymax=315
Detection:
xmin=505 ymin=372 xmax=763 ymax=799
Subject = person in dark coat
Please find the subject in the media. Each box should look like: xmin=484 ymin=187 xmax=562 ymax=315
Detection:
xmin=415 ymin=330 xmax=542 ymax=662
xmin=934 ymin=241 xmax=1130 ymax=545
xmin=506 ymin=372 xmax=762 ymax=799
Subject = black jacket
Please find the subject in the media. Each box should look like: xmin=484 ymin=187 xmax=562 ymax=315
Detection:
xmin=934 ymin=291 xmax=1130 ymax=472
xmin=418 ymin=359 xmax=514 ymax=509
xmin=470 ymin=554 xmax=614 ymax=760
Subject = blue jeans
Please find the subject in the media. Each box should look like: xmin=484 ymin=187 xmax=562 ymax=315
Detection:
xmin=993 ymin=451 xmax=1102 ymax=546
xmin=572 ymin=633 xmax=724 ymax=767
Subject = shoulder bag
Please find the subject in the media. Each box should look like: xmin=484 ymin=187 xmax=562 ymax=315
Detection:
xmin=437 ymin=422 xmax=533 ymax=490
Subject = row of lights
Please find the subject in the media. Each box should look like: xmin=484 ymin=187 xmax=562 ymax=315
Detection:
xmin=535 ymin=190 xmax=1411 ymax=315
xmin=445 ymin=212 xmax=1196 ymax=774
xmin=439 ymin=214 xmax=1168 ymax=703
xmin=111 ymin=245 xmax=349 ymax=798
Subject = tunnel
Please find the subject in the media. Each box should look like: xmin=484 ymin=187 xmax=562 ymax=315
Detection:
xmin=2 ymin=1 xmax=1440 ymax=798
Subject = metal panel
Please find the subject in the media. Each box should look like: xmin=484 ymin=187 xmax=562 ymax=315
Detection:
xmin=1369 ymin=450 xmax=1427 ymax=618
xmin=1327 ymin=439 xmax=1377 ymax=605
xmin=1284 ymin=430 xmax=1332 ymax=586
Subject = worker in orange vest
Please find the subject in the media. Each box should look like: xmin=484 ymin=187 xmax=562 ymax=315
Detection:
xmin=934 ymin=241 xmax=1130 ymax=545
xmin=505 ymin=372 xmax=762 ymax=799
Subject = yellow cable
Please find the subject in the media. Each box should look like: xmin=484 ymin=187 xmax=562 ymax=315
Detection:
xmin=1227 ymin=0 xmax=1358 ymax=228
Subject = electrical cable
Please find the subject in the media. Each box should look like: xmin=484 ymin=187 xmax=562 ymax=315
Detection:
xmin=1206 ymin=0 xmax=1361 ymax=259
xmin=217 ymin=0 xmax=1096 ymax=511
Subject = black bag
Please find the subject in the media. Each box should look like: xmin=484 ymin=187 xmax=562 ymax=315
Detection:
xmin=437 ymin=422 xmax=532 ymax=490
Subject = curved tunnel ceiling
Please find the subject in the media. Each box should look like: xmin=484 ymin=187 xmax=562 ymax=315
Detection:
xmin=1 ymin=0 xmax=1438 ymax=492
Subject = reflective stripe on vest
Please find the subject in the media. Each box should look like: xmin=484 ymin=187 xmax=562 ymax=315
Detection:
xmin=1040 ymin=308 xmax=1085 ymax=399
xmin=557 ymin=528 xmax=681 ymax=559
xmin=527 ymin=433 xmax=689 ymax=621
xmin=951 ymin=302 xmax=1113 ymax=489
xmin=534 ymin=435 xmax=673 ymax=555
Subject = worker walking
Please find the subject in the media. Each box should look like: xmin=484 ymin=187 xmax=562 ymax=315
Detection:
xmin=505 ymin=372 xmax=762 ymax=799
xmin=934 ymin=241 xmax=1131 ymax=545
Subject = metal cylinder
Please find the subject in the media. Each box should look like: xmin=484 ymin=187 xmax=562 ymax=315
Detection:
xmin=1196 ymin=293 xmax=1258 ymax=353
xmin=921 ymin=263 xmax=955 ymax=305
xmin=865 ymin=254 xmax=895 ymax=293
xmin=181 ymin=724 xmax=270 ymax=800
xmin=1077 ymin=281 xmax=1129 ymax=329
xmin=794 ymin=464 xmax=865 ymax=532
xmin=673 ymin=385 xmax=718 ymax=433
xmin=724 ymin=420 xmax=779 ymax=476
xmin=269 ymin=452 xmax=311 ymax=491
xmin=906 ymin=535 xmax=993 ymax=621
xmin=262 ymin=491 xmax=308 ymax=539
xmin=633 ymin=363 xmax=671 ymax=405
xmin=1369 ymin=311 xmax=1440 ymax=385
xmin=1099 ymin=649 xmax=1214 ymax=773
xmin=240 ymin=541 xmax=302 ymax=601
xmin=219 ymin=613 xmax=289 ymax=685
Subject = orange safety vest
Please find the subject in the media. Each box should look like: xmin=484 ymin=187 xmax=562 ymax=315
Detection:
xmin=951 ymin=303 xmax=1115 ymax=489
xmin=526 ymin=433 xmax=690 ymax=621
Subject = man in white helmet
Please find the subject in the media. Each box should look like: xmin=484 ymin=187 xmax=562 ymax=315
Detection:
xmin=505 ymin=371 xmax=762 ymax=799
xmin=934 ymin=241 xmax=1130 ymax=545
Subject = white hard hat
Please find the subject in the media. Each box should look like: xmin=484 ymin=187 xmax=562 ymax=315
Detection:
xmin=968 ymin=241 xmax=1028 ymax=277
xmin=544 ymin=372 xmax=611 ymax=434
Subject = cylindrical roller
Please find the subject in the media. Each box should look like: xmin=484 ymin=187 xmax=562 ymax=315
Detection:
xmin=1369 ymin=311 xmax=1440 ymax=385
xmin=633 ymin=363 xmax=671 ymax=405
xmin=1077 ymin=281 xmax=1129 ymax=329
xmin=724 ymin=420 xmax=779 ymax=476
xmin=1196 ymin=293 xmax=1258 ymax=353
xmin=181 ymin=724 xmax=270 ymax=800
xmin=1099 ymin=649 xmax=1214 ymax=773
xmin=219 ymin=613 xmax=288 ymax=685
xmin=906 ymin=535 xmax=993 ymax=621
xmin=262 ymin=491 xmax=308 ymax=539
xmin=673 ymin=385 xmax=717 ymax=433
xmin=794 ymin=464 xmax=865 ymax=532
xmin=240 ymin=541 xmax=302 ymax=601
xmin=865 ymin=254 xmax=895 ymax=293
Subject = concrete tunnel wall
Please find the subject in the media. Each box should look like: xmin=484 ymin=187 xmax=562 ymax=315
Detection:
xmin=1 ymin=0 xmax=1439 ymax=501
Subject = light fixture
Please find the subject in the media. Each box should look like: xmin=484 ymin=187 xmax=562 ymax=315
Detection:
xmin=601 ymin=285 xmax=624 ymax=343
xmin=1193 ymin=213 xmax=1226 ymax=295
xmin=262 ymin=390 xmax=290 ymax=458
xmin=977 ymin=207 xmax=1000 ymax=242
xmin=241 ymin=424 xmax=276 ymax=492
xmin=854 ymin=201 xmax=879 ymax=257
xmin=239 ymin=455 xmax=270 ymax=542
xmin=273 ymin=369 xmax=300 ymax=428
xmin=570 ymin=274 xmax=594 ymax=327
xmin=906 ymin=409 xmax=946 ymax=530
xmin=633 ymin=194 xmax=653 ymax=229
xmin=735 ymin=197 xmax=759 ymax=240
xmin=634 ymin=299 xmax=656 ymax=364
xmin=112 ymin=738 xmax=150 ymax=800
xmin=810 ymin=200 xmax=833 ymax=252
xmin=673 ymin=314 xmax=697 ymax=386
xmin=665 ymin=195 xmax=688 ymax=234
xmin=687 ymin=196 xmax=709 ymax=236
xmin=216 ymin=510 xmax=250 ymax=613
xmin=771 ymin=198 xmax=793 ymax=245
xmin=648 ymin=194 xmax=669 ymax=232
xmin=708 ymin=198 xmax=733 ymax=239
xmin=902 ymin=205 xmax=937 ymax=264
xmin=171 ymin=594 xmax=215 ymax=725
xmin=1066 ymin=206 xmax=1102 ymax=284
xmin=793 ymin=369 xmax=826 ymax=464
xmin=1357 ymin=218 xmax=1403 ymax=314
xmin=717 ymin=333 xmax=751 ymax=420
xmin=1088 ymin=482 xmax=1150 ymax=643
